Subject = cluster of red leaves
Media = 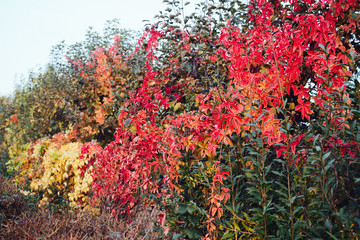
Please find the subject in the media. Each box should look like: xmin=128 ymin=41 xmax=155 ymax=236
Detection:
xmin=78 ymin=29 xmax=176 ymax=215
xmin=68 ymin=0 xmax=360 ymax=236
xmin=9 ymin=115 xmax=18 ymax=124
xmin=203 ymin=0 xmax=359 ymax=234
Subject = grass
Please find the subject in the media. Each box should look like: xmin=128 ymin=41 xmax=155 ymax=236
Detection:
xmin=0 ymin=175 xmax=163 ymax=240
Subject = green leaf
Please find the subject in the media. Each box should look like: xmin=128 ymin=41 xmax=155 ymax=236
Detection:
xmin=185 ymin=63 xmax=192 ymax=72
xmin=275 ymin=190 xmax=288 ymax=199
xmin=272 ymin=171 xmax=285 ymax=177
xmin=350 ymin=50 xmax=355 ymax=60
xmin=188 ymin=215 xmax=201 ymax=225
xmin=173 ymin=233 xmax=185 ymax=240
xmin=187 ymin=204 xmax=197 ymax=214
xmin=354 ymin=217 xmax=360 ymax=226
xmin=222 ymin=231 xmax=235 ymax=239
xmin=176 ymin=205 xmax=187 ymax=214
xmin=341 ymin=50 xmax=353 ymax=60
xmin=183 ymin=228 xmax=202 ymax=239
xmin=322 ymin=152 xmax=331 ymax=160
xmin=325 ymin=159 xmax=335 ymax=172
xmin=295 ymin=232 xmax=305 ymax=240
xmin=326 ymin=231 xmax=339 ymax=240
xmin=293 ymin=206 xmax=303 ymax=215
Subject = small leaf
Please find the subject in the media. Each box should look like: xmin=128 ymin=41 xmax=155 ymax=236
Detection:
xmin=173 ymin=233 xmax=184 ymax=240
xmin=322 ymin=152 xmax=331 ymax=160
xmin=350 ymin=50 xmax=355 ymax=59
xmin=176 ymin=205 xmax=187 ymax=214
xmin=187 ymin=204 xmax=196 ymax=214
xmin=222 ymin=231 xmax=235 ymax=239
xmin=183 ymin=228 xmax=202 ymax=239
xmin=233 ymin=221 xmax=241 ymax=231
xmin=326 ymin=231 xmax=339 ymax=240
xmin=174 ymin=102 xmax=182 ymax=111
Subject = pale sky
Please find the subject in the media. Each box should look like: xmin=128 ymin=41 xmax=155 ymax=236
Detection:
xmin=0 ymin=0 xmax=176 ymax=96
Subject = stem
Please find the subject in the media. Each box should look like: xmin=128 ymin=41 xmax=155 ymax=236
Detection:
xmin=286 ymin=162 xmax=295 ymax=240
xmin=258 ymin=138 xmax=268 ymax=239
xmin=284 ymin=117 xmax=295 ymax=239
xmin=270 ymin=33 xmax=285 ymax=108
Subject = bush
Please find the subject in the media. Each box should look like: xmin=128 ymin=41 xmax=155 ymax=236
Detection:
xmin=1 ymin=0 xmax=360 ymax=239
xmin=7 ymin=130 xmax=101 ymax=210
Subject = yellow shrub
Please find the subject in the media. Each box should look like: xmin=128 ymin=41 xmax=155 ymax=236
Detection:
xmin=30 ymin=142 xmax=95 ymax=208
xmin=7 ymin=129 xmax=100 ymax=209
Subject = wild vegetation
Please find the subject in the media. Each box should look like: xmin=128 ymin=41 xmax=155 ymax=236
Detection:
xmin=1 ymin=0 xmax=360 ymax=239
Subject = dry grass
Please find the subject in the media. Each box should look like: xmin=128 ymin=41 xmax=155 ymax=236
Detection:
xmin=0 ymin=175 xmax=29 ymax=222
xmin=0 ymin=175 xmax=163 ymax=240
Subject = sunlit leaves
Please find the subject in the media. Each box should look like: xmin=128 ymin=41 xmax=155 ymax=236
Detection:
xmin=7 ymin=130 xmax=100 ymax=209
xmin=295 ymin=99 xmax=313 ymax=121
xmin=2 ymin=0 xmax=360 ymax=239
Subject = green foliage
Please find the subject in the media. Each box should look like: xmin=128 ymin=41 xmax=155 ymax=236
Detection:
xmin=3 ymin=19 xmax=139 ymax=154
xmin=0 ymin=96 xmax=13 ymax=176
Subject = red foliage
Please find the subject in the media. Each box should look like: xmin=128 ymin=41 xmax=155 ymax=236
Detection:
xmin=73 ymin=0 xmax=359 ymax=229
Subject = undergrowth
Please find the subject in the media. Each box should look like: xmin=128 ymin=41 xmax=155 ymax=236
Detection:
xmin=0 ymin=175 xmax=162 ymax=240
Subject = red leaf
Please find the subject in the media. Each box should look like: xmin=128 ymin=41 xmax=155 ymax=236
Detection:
xmin=295 ymin=99 xmax=313 ymax=121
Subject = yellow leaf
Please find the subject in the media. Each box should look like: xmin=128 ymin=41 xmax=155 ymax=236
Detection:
xmin=241 ymin=221 xmax=253 ymax=232
xmin=174 ymin=102 xmax=181 ymax=111
xmin=260 ymin=65 xmax=269 ymax=74
xmin=130 ymin=125 xmax=137 ymax=133
xmin=288 ymin=102 xmax=295 ymax=110
xmin=233 ymin=221 xmax=241 ymax=231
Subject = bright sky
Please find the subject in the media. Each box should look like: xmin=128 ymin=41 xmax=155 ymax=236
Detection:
xmin=0 ymin=0 xmax=171 ymax=96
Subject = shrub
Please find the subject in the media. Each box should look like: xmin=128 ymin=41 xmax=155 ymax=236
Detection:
xmin=7 ymin=130 xmax=101 ymax=210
